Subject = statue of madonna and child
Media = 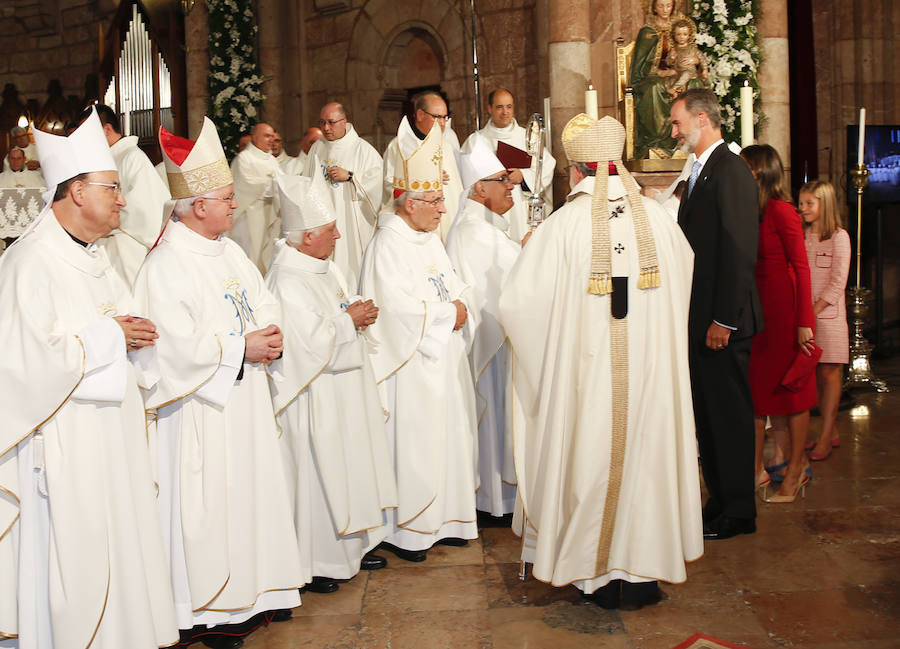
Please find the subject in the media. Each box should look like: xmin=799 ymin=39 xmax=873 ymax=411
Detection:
xmin=629 ymin=0 xmax=709 ymax=160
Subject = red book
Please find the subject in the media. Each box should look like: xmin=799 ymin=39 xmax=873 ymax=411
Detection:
xmin=496 ymin=140 xmax=532 ymax=169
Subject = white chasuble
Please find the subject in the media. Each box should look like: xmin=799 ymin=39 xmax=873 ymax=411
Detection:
xmin=266 ymin=242 xmax=397 ymax=580
xmin=462 ymin=121 xmax=556 ymax=244
xmin=302 ymin=125 xmax=382 ymax=290
xmin=498 ymin=176 xmax=703 ymax=589
xmin=133 ymin=220 xmax=301 ymax=628
xmin=229 ymin=143 xmax=282 ymax=273
xmin=445 ymin=200 xmax=521 ymax=516
xmin=101 ymin=135 xmax=171 ymax=287
xmin=0 ymin=212 xmax=177 ymax=649
xmin=358 ymin=212 xmax=478 ymax=550
xmin=381 ymin=122 xmax=463 ymax=242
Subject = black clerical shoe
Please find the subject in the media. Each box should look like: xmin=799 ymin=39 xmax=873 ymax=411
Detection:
xmin=303 ymin=576 xmax=339 ymax=594
xmin=620 ymin=580 xmax=662 ymax=611
xmin=434 ymin=537 xmax=469 ymax=547
xmin=582 ymin=580 xmax=621 ymax=609
xmin=702 ymin=515 xmax=756 ymax=540
xmin=201 ymin=636 xmax=244 ymax=649
xmin=269 ymin=608 xmax=292 ymax=623
xmin=360 ymin=551 xmax=387 ymax=570
xmin=379 ymin=541 xmax=428 ymax=562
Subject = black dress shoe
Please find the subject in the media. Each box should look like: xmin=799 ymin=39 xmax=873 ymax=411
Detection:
xmin=201 ymin=636 xmax=244 ymax=649
xmin=620 ymin=580 xmax=662 ymax=610
xmin=434 ymin=537 xmax=469 ymax=547
xmin=303 ymin=576 xmax=339 ymax=594
xmin=379 ymin=541 xmax=428 ymax=562
xmin=582 ymin=579 xmax=621 ymax=609
xmin=360 ymin=551 xmax=387 ymax=570
xmin=269 ymin=608 xmax=292 ymax=622
xmin=703 ymin=515 xmax=756 ymax=540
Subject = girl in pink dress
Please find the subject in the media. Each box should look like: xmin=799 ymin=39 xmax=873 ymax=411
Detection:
xmin=799 ymin=180 xmax=851 ymax=461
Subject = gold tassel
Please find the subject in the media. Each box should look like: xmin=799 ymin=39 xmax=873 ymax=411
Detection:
xmin=637 ymin=267 xmax=661 ymax=289
xmin=589 ymin=274 xmax=613 ymax=295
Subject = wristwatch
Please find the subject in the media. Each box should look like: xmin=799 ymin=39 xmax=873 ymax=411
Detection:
xmin=347 ymin=171 xmax=354 ymax=182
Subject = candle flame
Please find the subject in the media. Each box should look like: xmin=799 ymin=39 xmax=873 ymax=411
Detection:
xmin=588 ymin=84 xmax=593 ymax=91
xmin=17 ymin=115 xmax=28 ymax=128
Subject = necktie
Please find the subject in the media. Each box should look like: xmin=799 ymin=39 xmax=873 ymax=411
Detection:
xmin=687 ymin=160 xmax=702 ymax=196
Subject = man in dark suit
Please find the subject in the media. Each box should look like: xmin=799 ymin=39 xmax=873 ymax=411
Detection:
xmin=671 ymin=88 xmax=762 ymax=540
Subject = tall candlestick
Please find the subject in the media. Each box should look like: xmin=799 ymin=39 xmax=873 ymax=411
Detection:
xmin=585 ymin=84 xmax=598 ymax=120
xmin=740 ymin=81 xmax=753 ymax=148
xmin=857 ymin=107 xmax=866 ymax=166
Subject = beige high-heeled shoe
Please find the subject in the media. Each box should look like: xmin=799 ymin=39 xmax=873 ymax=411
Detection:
xmin=764 ymin=471 xmax=810 ymax=503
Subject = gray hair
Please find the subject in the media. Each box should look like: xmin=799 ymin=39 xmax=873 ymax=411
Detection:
xmin=285 ymin=225 xmax=326 ymax=246
xmin=573 ymin=161 xmax=596 ymax=177
xmin=675 ymin=88 xmax=722 ymax=129
xmin=172 ymin=197 xmax=195 ymax=220
xmin=392 ymin=190 xmax=427 ymax=211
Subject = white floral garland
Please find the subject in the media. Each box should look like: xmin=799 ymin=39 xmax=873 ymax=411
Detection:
xmin=691 ymin=0 xmax=762 ymax=141
xmin=207 ymin=0 xmax=266 ymax=158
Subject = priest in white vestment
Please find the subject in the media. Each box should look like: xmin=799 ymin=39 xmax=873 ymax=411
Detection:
xmin=91 ymin=105 xmax=171 ymax=286
xmin=132 ymin=117 xmax=303 ymax=646
xmin=272 ymin=131 xmax=302 ymax=176
xmin=358 ymin=123 xmax=479 ymax=562
xmin=499 ymin=115 xmax=703 ymax=610
xmin=229 ymin=122 xmax=282 ymax=273
xmin=303 ymin=103 xmax=382 ymax=289
xmin=266 ymin=173 xmax=398 ymax=593
xmin=2 ymin=126 xmax=39 ymax=172
xmin=0 ymin=108 xmax=178 ymax=649
xmin=381 ymin=92 xmax=464 ymax=241
xmin=445 ymin=135 xmax=521 ymax=518
xmin=0 ymin=147 xmax=44 ymax=188
xmin=461 ymin=89 xmax=555 ymax=244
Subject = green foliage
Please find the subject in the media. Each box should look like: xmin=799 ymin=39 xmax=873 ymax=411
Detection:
xmin=207 ymin=0 xmax=266 ymax=159
xmin=691 ymin=0 xmax=764 ymax=142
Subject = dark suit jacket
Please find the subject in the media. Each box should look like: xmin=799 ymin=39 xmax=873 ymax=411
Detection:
xmin=678 ymin=142 xmax=763 ymax=343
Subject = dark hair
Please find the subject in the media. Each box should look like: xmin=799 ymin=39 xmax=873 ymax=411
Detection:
xmin=740 ymin=144 xmax=792 ymax=222
xmin=674 ymin=88 xmax=722 ymax=129
xmin=413 ymin=91 xmax=443 ymax=113
xmin=53 ymin=173 xmax=88 ymax=202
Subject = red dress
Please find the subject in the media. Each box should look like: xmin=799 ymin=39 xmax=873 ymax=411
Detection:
xmin=749 ymin=199 xmax=817 ymax=415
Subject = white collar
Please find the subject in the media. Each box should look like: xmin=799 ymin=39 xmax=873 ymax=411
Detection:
xmin=163 ymin=219 xmax=227 ymax=256
xmin=695 ymin=138 xmax=725 ymax=172
xmin=463 ymin=198 xmax=511 ymax=233
xmin=272 ymin=239 xmax=329 ymax=273
xmin=566 ymin=175 xmax=627 ymax=201
xmin=379 ymin=210 xmax=436 ymax=245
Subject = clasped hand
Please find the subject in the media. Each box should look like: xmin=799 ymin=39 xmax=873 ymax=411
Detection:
xmin=347 ymin=299 xmax=379 ymax=330
xmin=245 ymin=324 xmax=283 ymax=363
xmin=326 ymin=166 xmax=350 ymax=183
xmin=452 ymin=300 xmax=467 ymax=330
xmin=114 ymin=315 xmax=158 ymax=350
xmin=797 ymin=326 xmax=815 ymax=356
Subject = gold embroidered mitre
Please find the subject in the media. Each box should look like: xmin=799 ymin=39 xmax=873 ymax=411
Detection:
xmin=562 ymin=114 xmax=660 ymax=295
xmin=159 ymin=117 xmax=233 ymax=199
xmin=393 ymin=120 xmax=443 ymax=194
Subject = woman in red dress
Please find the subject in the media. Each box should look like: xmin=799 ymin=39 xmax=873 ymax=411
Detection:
xmin=742 ymin=145 xmax=816 ymax=503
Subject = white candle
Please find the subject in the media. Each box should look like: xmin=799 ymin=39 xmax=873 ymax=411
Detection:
xmin=122 ymin=97 xmax=131 ymax=137
xmin=740 ymin=81 xmax=753 ymax=148
xmin=857 ymin=107 xmax=866 ymax=166
xmin=585 ymin=85 xmax=598 ymax=120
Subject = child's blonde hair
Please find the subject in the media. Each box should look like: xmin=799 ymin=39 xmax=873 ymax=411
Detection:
xmin=799 ymin=180 xmax=843 ymax=240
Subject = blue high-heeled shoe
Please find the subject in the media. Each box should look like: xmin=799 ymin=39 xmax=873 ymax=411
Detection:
xmin=769 ymin=464 xmax=812 ymax=484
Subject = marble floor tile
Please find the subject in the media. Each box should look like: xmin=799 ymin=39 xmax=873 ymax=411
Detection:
xmin=363 ymin=563 xmax=489 ymax=614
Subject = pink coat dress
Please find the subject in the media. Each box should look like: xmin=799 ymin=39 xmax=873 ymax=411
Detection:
xmin=805 ymin=228 xmax=851 ymax=364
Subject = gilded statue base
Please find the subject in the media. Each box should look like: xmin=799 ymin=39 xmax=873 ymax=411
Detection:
xmin=844 ymin=287 xmax=890 ymax=393
xmin=625 ymin=157 xmax=688 ymax=173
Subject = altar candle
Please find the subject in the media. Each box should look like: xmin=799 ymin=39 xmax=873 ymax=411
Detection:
xmin=857 ymin=107 xmax=866 ymax=166
xmin=585 ymin=85 xmax=598 ymax=120
xmin=740 ymin=81 xmax=753 ymax=148
xmin=123 ymin=97 xmax=131 ymax=137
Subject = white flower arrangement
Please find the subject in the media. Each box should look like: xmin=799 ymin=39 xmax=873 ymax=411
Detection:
xmin=207 ymin=0 xmax=266 ymax=158
xmin=691 ymin=0 xmax=763 ymax=140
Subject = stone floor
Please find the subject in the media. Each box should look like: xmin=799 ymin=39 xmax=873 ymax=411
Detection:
xmin=242 ymin=361 xmax=900 ymax=649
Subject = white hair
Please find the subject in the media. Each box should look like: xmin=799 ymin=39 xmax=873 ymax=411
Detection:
xmin=284 ymin=225 xmax=326 ymax=246
xmin=392 ymin=190 xmax=427 ymax=211
xmin=172 ymin=197 xmax=195 ymax=219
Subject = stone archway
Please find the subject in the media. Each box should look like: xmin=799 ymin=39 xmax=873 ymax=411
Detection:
xmin=346 ymin=0 xmax=476 ymax=150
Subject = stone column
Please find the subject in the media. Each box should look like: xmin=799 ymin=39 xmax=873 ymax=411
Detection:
xmin=184 ymin=1 xmax=209 ymax=138
xmin=548 ymin=0 xmax=591 ymax=206
xmin=257 ymin=0 xmax=283 ymax=131
xmin=757 ymin=0 xmax=791 ymax=176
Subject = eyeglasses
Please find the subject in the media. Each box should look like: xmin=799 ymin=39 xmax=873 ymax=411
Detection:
xmin=197 ymin=194 xmax=236 ymax=204
xmin=84 ymin=181 xmax=122 ymax=195
xmin=411 ymin=196 xmax=445 ymax=207
xmin=481 ymin=174 xmax=511 ymax=184
xmin=422 ymin=110 xmax=449 ymax=123
xmin=318 ymin=117 xmax=346 ymax=127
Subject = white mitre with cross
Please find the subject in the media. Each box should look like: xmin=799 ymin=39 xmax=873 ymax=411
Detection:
xmin=455 ymin=133 xmax=505 ymax=190
xmin=392 ymin=121 xmax=443 ymax=196
xmin=276 ymin=171 xmax=333 ymax=233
